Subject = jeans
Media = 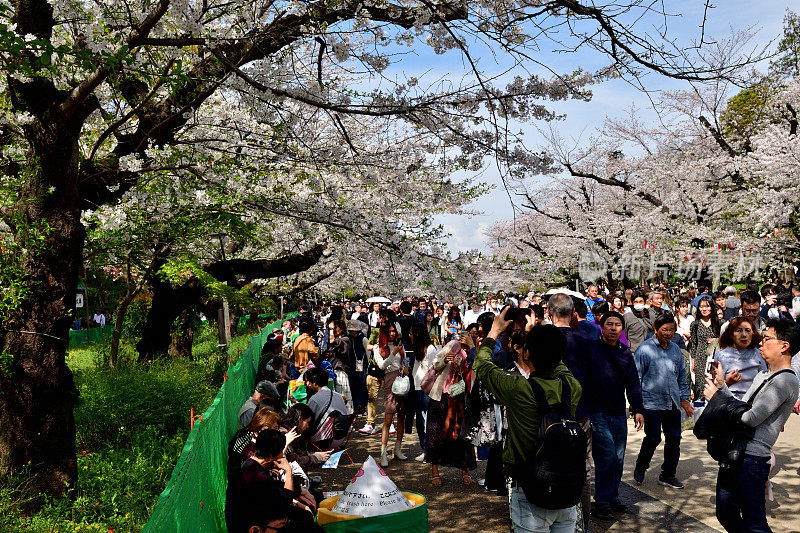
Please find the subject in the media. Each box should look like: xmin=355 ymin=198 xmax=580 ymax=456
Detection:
xmin=414 ymin=390 xmax=430 ymax=448
xmin=635 ymin=407 xmax=681 ymax=477
xmin=590 ymin=413 xmax=628 ymax=505
xmin=716 ymin=455 xmax=772 ymax=533
xmin=510 ymin=486 xmax=577 ymax=532
xmin=404 ymin=380 xmax=418 ymax=434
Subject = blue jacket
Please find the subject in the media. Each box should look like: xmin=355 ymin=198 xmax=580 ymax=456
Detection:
xmin=585 ymin=296 xmax=604 ymax=322
xmin=578 ymin=319 xmax=601 ymax=340
xmin=634 ymin=336 xmax=690 ymax=411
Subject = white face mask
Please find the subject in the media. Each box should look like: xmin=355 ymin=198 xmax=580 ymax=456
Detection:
xmin=633 ymin=303 xmax=646 ymax=311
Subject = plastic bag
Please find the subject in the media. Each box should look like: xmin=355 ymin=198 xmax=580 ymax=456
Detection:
xmin=392 ymin=375 xmax=410 ymax=396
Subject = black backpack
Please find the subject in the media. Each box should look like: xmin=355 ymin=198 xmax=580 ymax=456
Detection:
xmin=520 ymin=375 xmax=587 ymax=510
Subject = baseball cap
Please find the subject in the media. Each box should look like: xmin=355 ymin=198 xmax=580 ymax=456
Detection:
xmin=255 ymin=380 xmax=279 ymax=398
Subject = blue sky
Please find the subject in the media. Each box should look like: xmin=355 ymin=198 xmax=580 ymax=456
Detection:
xmin=432 ymin=0 xmax=796 ymax=253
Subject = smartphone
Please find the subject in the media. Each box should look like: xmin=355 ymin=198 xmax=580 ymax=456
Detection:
xmin=707 ymin=360 xmax=720 ymax=380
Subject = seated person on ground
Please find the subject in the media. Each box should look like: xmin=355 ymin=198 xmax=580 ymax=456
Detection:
xmin=228 ymin=408 xmax=282 ymax=482
xmin=232 ymin=475 xmax=293 ymax=533
xmin=282 ymin=403 xmax=332 ymax=467
xmin=256 ymin=336 xmax=286 ymax=384
xmin=304 ymin=367 xmax=349 ymax=444
xmin=238 ymin=380 xmax=282 ymax=427
xmin=226 ymin=429 xmax=316 ymax=533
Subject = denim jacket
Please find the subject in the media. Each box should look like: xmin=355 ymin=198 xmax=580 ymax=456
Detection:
xmin=634 ymin=336 xmax=690 ymax=411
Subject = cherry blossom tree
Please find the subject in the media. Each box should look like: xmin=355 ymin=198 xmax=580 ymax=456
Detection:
xmin=488 ymin=47 xmax=799 ymax=291
xmin=0 ymin=0 xmax=761 ymax=497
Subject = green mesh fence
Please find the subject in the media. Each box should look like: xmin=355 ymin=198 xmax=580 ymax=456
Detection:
xmin=143 ymin=314 xmax=296 ymax=533
xmin=68 ymin=325 xmax=113 ymax=346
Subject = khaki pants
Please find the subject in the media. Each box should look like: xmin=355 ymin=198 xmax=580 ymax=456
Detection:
xmin=366 ymin=375 xmax=383 ymax=425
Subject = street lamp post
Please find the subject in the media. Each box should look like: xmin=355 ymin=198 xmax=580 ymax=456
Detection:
xmin=209 ymin=232 xmax=231 ymax=352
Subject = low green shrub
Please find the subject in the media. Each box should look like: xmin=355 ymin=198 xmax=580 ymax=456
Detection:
xmin=0 ymin=429 xmax=185 ymax=533
xmin=0 ymin=327 xmax=260 ymax=532
xmin=74 ymin=360 xmax=216 ymax=451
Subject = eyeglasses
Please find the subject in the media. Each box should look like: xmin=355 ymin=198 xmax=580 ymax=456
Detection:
xmin=761 ymin=335 xmax=780 ymax=343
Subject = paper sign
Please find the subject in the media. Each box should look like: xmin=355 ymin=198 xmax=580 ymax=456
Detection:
xmin=331 ymin=455 xmax=411 ymax=517
xmin=76 ymin=293 xmax=84 ymax=308
xmin=322 ymin=449 xmax=346 ymax=469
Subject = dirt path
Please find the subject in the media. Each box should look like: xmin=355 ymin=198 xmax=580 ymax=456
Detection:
xmin=306 ymin=422 xmax=511 ymax=532
xmin=306 ymin=403 xmax=800 ymax=532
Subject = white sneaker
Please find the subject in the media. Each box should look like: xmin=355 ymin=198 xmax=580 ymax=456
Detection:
xmin=358 ymin=424 xmax=374 ymax=434
xmin=389 ymin=424 xmax=396 ymax=434
xmin=415 ymin=453 xmax=425 ymax=462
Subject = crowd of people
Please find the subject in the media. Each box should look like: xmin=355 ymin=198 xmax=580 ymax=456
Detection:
xmin=70 ymin=307 xmax=112 ymax=330
xmin=224 ymin=279 xmax=800 ymax=533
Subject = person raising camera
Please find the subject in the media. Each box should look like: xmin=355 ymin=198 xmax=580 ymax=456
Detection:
xmin=704 ymin=318 xmax=799 ymax=533
xmin=473 ymin=307 xmax=584 ymax=531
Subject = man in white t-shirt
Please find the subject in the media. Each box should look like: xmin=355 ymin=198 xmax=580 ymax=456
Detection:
xmin=463 ymin=301 xmax=485 ymax=327
xmin=92 ymin=309 xmax=106 ymax=327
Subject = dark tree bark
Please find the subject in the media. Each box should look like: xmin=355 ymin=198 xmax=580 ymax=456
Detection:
xmin=168 ymin=308 xmax=195 ymax=359
xmin=136 ymin=244 xmax=325 ymax=360
xmin=0 ymin=89 xmax=88 ymax=498
xmin=109 ymin=290 xmax=139 ymax=368
xmin=136 ymin=262 xmax=200 ymax=361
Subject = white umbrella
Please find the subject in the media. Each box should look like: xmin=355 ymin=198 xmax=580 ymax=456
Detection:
xmin=365 ymin=296 xmax=392 ymax=304
xmin=544 ymin=287 xmax=585 ymax=299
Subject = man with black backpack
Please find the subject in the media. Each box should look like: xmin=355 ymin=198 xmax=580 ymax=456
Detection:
xmin=473 ymin=307 xmax=585 ymax=532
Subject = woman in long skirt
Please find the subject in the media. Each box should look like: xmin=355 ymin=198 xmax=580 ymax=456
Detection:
xmin=425 ymin=340 xmax=476 ymax=485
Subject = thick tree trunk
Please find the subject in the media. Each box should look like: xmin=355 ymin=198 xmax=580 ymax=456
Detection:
xmin=136 ymin=274 xmax=187 ymax=361
xmin=137 ymin=245 xmax=325 ymax=359
xmin=0 ymin=119 xmax=83 ymax=498
xmin=168 ymin=308 xmax=195 ymax=359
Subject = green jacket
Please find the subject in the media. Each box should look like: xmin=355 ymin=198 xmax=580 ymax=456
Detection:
xmin=472 ymin=338 xmax=582 ymax=474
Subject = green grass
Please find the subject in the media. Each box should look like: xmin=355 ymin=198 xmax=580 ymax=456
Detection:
xmin=0 ymin=324 xmax=260 ymax=533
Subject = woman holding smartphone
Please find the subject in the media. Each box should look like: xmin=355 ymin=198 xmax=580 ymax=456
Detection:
xmin=712 ymin=317 xmax=766 ymax=400
xmin=689 ymin=296 xmax=721 ymax=401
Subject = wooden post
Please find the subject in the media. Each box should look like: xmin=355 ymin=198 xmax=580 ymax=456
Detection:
xmin=217 ymin=303 xmax=230 ymax=352
xmin=83 ymin=261 xmax=91 ymax=345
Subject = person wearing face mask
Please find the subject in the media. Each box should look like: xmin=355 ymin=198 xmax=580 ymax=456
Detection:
xmin=623 ymin=291 xmax=655 ymax=352
xmin=712 ymin=317 xmax=767 ymax=400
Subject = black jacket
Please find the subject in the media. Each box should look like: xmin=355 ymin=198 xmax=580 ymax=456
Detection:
xmin=693 ymin=390 xmax=749 ymax=439
xmin=694 ymin=389 xmax=753 ymax=466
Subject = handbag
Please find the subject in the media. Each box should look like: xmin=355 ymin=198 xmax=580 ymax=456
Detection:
xmin=705 ymin=338 xmax=720 ymax=360
xmin=392 ymin=375 xmax=410 ymax=396
xmin=448 ymin=379 xmax=466 ymax=397
xmin=420 ymin=364 xmax=440 ymax=395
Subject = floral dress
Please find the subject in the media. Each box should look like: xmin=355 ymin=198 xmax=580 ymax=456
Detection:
xmin=689 ymin=320 xmax=717 ymax=400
